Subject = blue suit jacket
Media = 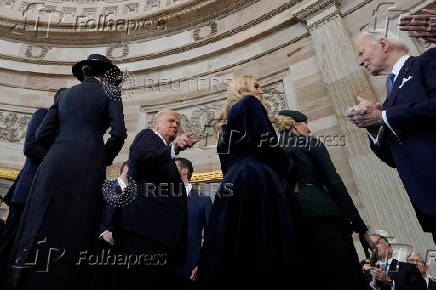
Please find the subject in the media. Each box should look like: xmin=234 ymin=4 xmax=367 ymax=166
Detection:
xmin=4 ymin=108 xmax=49 ymax=204
xmin=99 ymin=179 xmax=122 ymax=234
xmin=429 ymin=278 xmax=436 ymax=290
xmin=371 ymin=48 xmax=436 ymax=215
xmin=178 ymin=188 xmax=212 ymax=277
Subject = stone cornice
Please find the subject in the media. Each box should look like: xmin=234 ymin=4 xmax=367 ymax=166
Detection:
xmin=0 ymin=0 xmax=258 ymax=45
xmin=0 ymin=1 xmax=298 ymax=66
xmin=295 ymin=0 xmax=341 ymax=23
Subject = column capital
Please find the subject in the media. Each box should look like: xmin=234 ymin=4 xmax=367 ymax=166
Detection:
xmin=294 ymin=0 xmax=341 ymax=29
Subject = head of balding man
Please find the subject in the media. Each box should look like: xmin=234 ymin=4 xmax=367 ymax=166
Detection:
xmin=356 ymin=30 xmax=408 ymax=76
xmin=153 ymin=110 xmax=181 ymax=144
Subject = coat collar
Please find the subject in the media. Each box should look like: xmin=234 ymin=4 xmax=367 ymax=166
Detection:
xmin=83 ymin=76 xmax=101 ymax=84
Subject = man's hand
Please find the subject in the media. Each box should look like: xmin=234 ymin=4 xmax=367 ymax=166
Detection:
xmin=359 ymin=231 xmax=375 ymax=259
xmin=399 ymin=9 xmax=436 ymax=44
xmin=190 ymin=266 xmax=198 ymax=281
xmin=347 ymin=97 xmax=382 ymax=128
xmin=174 ymin=133 xmax=198 ymax=154
xmin=370 ymin=267 xmax=391 ymax=283
xmin=102 ymin=231 xmax=115 ymax=246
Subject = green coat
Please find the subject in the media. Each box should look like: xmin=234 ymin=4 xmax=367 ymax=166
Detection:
xmin=279 ymin=131 xmax=367 ymax=234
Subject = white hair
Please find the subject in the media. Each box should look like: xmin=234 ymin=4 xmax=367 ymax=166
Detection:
xmin=152 ymin=109 xmax=181 ymax=129
xmin=359 ymin=29 xmax=409 ymax=53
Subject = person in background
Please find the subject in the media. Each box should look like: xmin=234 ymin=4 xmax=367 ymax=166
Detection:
xmin=364 ymin=235 xmax=426 ymax=290
xmin=409 ymin=253 xmax=436 ymax=290
xmin=0 ymin=88 xmax=65 ymax=279
xmin=174 ymin=157 xmax=212 ymax=290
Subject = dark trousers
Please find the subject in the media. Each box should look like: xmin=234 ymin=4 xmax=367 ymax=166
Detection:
xmin=113 ymin=230 xmax=177 ymax=290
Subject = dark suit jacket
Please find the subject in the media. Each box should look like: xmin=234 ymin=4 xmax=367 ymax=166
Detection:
xmin=4 ymin=108 xmax=49 ymax=205
xmin=116 ymin=128 xmax=187 ymax=264
xmin=177 ymin=188 xmax=212 ymax=277
xmin=99 ymin=179 xmax=122 ymax=234
xmin=428 ymin=278 xmax=436 ymax=290
xmin=369 ymin=48 xmax=436 ymax=215
xmin=364 ymin=259 xmax=427 ymax=290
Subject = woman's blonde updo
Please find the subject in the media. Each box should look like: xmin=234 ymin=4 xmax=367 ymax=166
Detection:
xmin=271 ymin=115 xmax=295 ymax=134
xmin=213 ymin=75 xmax=264 ymax=140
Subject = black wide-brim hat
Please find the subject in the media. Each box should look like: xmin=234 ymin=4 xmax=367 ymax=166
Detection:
xmin=72 ymin=54 xmax=123 ymax=84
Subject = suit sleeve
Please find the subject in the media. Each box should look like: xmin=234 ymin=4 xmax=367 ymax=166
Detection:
xmin=313 ymin=142 xmax=367 ymax=234
xmin=36 ymin=104 xmax=59 ymax=148
xmin=99 ymin=184 xmax=120 ymax=234
xmin=23 ymin=109 xmax=49 ymax=162
xmin=130 ymin=131 xmax=173 ymax=172
xmin=368 ymin=131 xmax=396 ymax=168
xmin=242 ymin=95 xmax=291 ymax=176
xmin=104 ymin=98 xmax=127 ymax=166
xmin=397 ymin=264 xmax=427 ymax=290
xmin=385 ymin=49 xmax=436 ymax=135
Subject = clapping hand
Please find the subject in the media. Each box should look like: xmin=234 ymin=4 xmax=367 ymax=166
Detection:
xmin=399 ymin=9 xmax=436 ymax=44
xmin=174 ymin=133 xmax=198 ymax=154
xmin=346 ymin=97 xmax=382 ymax=128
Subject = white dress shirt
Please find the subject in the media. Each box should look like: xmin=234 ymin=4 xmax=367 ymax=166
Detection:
xmin=185 ymin=183 xmax=192 ymax=196
xmin=382 ymin=55 xmax=410 ymax=136
xmin=153 ymin=131 xmax=176 ymax=158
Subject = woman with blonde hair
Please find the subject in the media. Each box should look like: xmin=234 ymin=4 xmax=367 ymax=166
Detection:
xmin=195 ymin=76 xmax=296 ymax=290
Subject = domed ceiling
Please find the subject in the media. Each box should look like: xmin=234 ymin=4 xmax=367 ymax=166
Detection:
xmin=0 ymin=0 xmax=257 ymax=45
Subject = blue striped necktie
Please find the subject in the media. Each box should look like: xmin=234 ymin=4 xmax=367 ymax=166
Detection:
xmin=386 ymin=73 xmax=396 ymax=97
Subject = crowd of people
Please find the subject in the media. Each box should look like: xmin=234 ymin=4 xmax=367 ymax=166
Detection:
xmin=0 ymin=8 xmax=435 ymax=290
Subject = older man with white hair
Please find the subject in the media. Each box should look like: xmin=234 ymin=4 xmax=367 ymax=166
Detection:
xmin=347 ymin=30 xmax=436 ymax=244
xmin=113 ymin=109 xmax=198 ymax=290
xmin=409 ymin=252 xmax=436 ymax=290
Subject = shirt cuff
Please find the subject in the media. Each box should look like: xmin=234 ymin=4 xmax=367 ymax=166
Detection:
xmin=382 ymin=110 xmax=398 ymax=136
xmin=367 ymin=131 xmax=377 ymax=144
xmin=99 ymin=230 xmax=109 ymax=238
xmin=370 ymin=281 xmax=379 ymax=290
xmin=170 ymin=145 xmax=177 ymax=159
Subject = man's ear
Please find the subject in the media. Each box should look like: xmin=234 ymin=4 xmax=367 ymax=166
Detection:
xmin=379 ymin=38 xmax=389 ymax=53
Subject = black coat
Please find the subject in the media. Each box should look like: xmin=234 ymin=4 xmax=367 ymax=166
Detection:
xmin=364 ymin=259 xmax=427 ymax=290
xmin=196 ymin=95 xmax=295 ymax=290
xmin=116 ymin=128 xmax=187 ymax=264
xmin=3 ymin=108 xmax=48 ymax=205
xmin=8 ymin=77 xmax=127 ymax=290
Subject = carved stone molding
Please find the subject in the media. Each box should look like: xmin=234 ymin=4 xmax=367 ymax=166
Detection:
xmin=25 ymin=45 xmax=50 ymax=59
xmin=0 ymin=111 xmax=31 ymax=143
xmin=193 ymin=21 xmax=218 ymax=41
xmin=295 ymin=0 xmax=341 ymax=29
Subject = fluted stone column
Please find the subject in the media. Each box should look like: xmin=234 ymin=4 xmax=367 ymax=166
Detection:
xmin=294 ymin=0 xmax=434 ymax=254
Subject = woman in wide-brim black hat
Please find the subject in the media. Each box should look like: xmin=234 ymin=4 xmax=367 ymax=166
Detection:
xmin=6 ymin=54 xmax=127 ymax=290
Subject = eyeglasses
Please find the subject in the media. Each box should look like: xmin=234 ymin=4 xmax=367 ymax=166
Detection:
xmin=408 ymin=258 xmax=425 ymax=264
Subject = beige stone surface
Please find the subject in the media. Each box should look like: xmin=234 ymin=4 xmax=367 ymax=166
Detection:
xmin=0 ymin=0 xmax=435 ymax=273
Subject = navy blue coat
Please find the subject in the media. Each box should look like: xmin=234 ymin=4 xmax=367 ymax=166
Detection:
xmin=9 ymin=77 xmax=127 ymax=289
xmin=116 ymin=128 xmax=187 ymax=264
xmin=371 ymin=48 xmax=436 ymax=215
xmin=429 ymin=278 xmax=436 ymax=290
xmin=196 ymin=95 xmax=295 ymax=290
xmin=4 ymin=108 xmax=48 ymax=205
xmin=177 ymin=188 xmax=212 ymax=278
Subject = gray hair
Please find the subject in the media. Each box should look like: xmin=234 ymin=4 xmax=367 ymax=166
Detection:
xmin=359 ymin=30 xmax=409 ymax=53
xmin=152 ymin=109 xmax=181 ymax=129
